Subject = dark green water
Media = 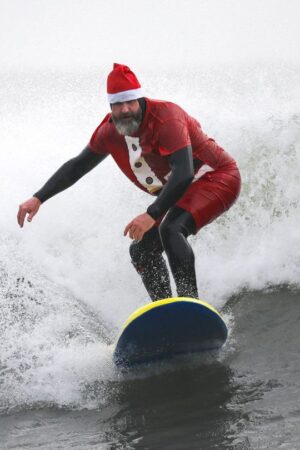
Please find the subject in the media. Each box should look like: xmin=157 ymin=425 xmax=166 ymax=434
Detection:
xmin=1 ymin=287 xmax=299 ymax=449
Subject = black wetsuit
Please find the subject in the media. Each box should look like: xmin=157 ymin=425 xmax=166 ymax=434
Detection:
xmin=34 ymin=101 xmax=198 ymax=300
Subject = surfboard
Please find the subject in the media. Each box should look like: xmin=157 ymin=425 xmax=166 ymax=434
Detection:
xmin=113 ymin=297 xmax=227 ymax=367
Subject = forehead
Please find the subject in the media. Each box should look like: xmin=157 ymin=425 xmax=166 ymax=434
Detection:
xmin=112 ymin=99 xmax=139 ymax=105
xmin=111 ymin=100 xmax=140 ymax=112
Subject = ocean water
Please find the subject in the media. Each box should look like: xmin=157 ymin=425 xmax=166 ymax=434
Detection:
xmin=0 ymin=64 xmax=300 ymax=449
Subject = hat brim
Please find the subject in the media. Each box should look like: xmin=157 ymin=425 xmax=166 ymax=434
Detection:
xmin=108 ymin=88 xmax=144 ymax=104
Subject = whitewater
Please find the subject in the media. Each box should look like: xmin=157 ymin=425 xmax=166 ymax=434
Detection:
xmin=1 ymin=63 xmax=300 ymax=448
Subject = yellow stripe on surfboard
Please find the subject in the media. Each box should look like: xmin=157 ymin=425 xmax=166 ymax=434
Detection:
xmin=121 ymin=297 xmax=224 ymax=332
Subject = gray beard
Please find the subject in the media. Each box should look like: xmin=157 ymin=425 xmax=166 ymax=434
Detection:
xmin=114 ymin=117 xmax=141 ymax=136
xmin=112 ymin=108 xmax=143 ymax=136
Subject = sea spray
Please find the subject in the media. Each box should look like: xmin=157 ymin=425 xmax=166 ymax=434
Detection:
xmin=1 ymin=63 xmax=299 ymax=410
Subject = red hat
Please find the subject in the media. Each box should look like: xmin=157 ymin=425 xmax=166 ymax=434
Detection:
xmin=107 ymin=63 xmax=144 ymax=104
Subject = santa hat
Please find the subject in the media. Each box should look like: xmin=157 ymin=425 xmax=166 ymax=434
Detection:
xmin=107 ymin=63 xmax=144 ymax=104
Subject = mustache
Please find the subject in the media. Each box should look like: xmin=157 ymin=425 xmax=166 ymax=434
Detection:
xmin=111 ymin=107 xmax=143 ymax=136
xmin=118 ymin=113 xmax=136 ymax=120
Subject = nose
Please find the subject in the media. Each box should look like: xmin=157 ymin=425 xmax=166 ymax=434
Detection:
xmin=120 ymin=102 xmax=131 ymax=114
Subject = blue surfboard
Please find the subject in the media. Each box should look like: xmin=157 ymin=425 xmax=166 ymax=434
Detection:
xmin=113 ymin=297 xmax=227 ymax=367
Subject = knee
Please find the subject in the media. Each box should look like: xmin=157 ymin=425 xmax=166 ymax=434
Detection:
xmin=159 ymin=220 xmax=179 ymax=246
xmin=129 ymin=240 xmax=145 ymax=266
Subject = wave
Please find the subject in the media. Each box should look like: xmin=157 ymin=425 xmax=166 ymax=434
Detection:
xmin=0 ymin=63 xmax=299 ymax=411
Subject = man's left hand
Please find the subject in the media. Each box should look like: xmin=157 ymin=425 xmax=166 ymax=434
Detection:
xmin=124 ymin=213 xmax=156 ymax=241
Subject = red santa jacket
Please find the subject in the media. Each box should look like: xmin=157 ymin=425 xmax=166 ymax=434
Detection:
xmin=89 ymin=98 xmax=237 ymax=195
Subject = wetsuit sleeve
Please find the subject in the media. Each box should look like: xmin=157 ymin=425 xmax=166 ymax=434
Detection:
xmin=33 ymin=146 xmax=107 ymax=203
xmin=146 ymin=146 xmax=194 ymax=220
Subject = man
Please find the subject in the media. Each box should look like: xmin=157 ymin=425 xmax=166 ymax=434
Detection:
xmin=17 ymin=63 xmax=241 ymax=301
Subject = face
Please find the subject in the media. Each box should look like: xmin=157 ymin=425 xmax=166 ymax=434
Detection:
xmin=111 ymin=100 xmax=142 ymax=136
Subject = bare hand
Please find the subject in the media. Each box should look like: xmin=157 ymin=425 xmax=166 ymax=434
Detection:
xmin=124 ymin=213 xmax=155 ymax=241
xmin=17 ymin=197 xmax=41 ymax=228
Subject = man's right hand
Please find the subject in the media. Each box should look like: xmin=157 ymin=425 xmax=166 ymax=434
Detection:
xmin=17 ymin=197 xmax=42 ymax=228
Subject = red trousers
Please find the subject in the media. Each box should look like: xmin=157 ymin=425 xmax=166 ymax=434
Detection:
xmin=176 ymin=163 xmax=241 ymax=233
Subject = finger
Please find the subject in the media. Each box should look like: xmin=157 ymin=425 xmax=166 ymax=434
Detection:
xmin=27 ymin=209 xmax=36 ymax=222
xmin=130 ymin=224 xmax=140 ymax=240
xmin=124 ymin=223 xmax=135 ymax=238
xmin=134 ymin=225 xmax=144 ymax=240
xmin=124 ymin=221 xmax=133 ymax=236
xmin=135 ymin=230 xmax=144 ymax=241
xmin=17 ymin=207 xmax=22 ymax=226
xmin=129 ymin=226 xmax=136 ymax=240
xmin=18 ymin=207 xmax=27 ymax=228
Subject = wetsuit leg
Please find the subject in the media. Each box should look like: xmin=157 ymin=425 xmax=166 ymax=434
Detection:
xmin=129 ymin=227 xmax=172 ymax=301
xmin=159 ymin=206 xmax=198 ymax=299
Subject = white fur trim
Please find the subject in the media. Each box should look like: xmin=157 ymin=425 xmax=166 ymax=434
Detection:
xmin=108 ymin=88 xmax=144 ymax=104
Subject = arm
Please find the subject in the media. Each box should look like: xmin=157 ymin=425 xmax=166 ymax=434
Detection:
xmin=146 ymin=146 xmax=194 ymax=220
xmin=34 ymin=146 xmax=107 ymax=203
xmin=17 ymin=146 xmax=107 ymax=227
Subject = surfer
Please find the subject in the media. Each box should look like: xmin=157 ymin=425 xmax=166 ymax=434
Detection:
xmin=17 ymin=63 xmax=241 ymax=301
